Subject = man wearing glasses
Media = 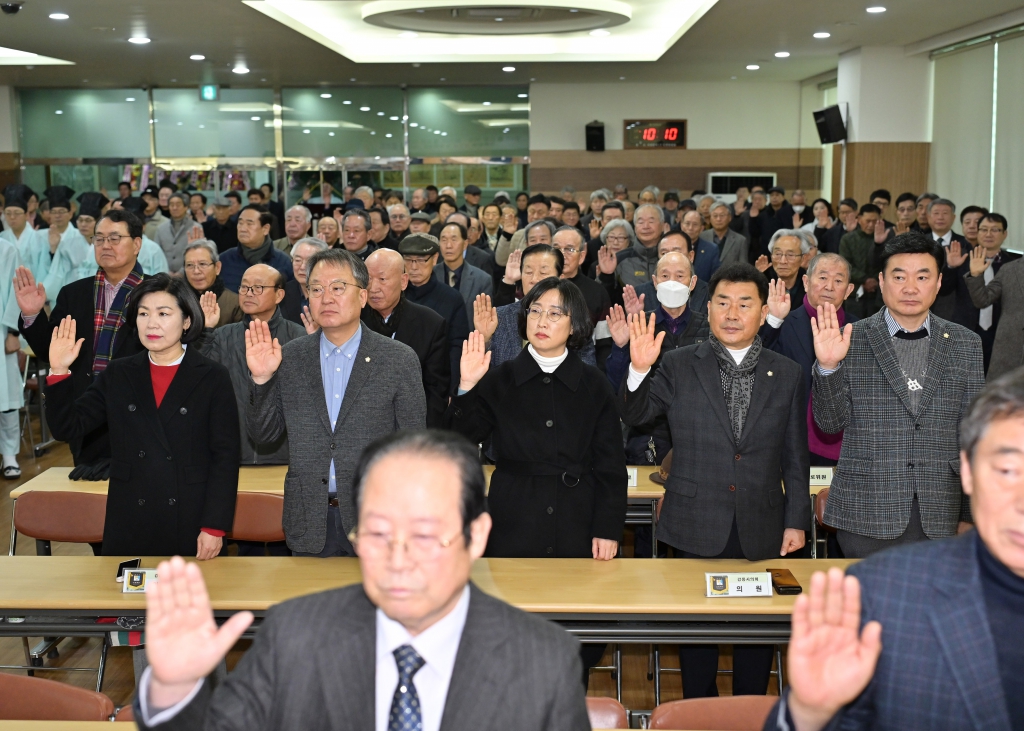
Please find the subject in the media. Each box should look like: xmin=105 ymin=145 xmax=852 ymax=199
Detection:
xmin=757 ymin=229 xmax=814 ymax=307
xmin=218 ymin=204 xmax=294 ymax=294
xmin=181 ymin=240 xmax=242 ymax=329
xmin=245 ymin=247 xmax=426 ymax=557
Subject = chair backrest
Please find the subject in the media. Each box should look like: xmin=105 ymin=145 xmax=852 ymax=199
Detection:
xmin=586 ymin=696 xmax=628 ymax=729
xmin=649 ymin=696 xmax=778 ymax=730
xmin=13 ymin=491 xmax=106 ymax=544
xmin=0 ymin=672 xmax=114 ymax=721
xmin=114 ymin=705 xmax=135 ymax=722
xmin=227 ymin=492 xmax=285 ymax=543
xmin=815 ymin=487 xmax=833 ymax=531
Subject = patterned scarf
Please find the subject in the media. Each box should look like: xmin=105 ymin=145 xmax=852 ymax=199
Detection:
xmin=92 ymin=262 xmax=144 ymax=374
xmin=708 ymin=334 xmax=762 ymax=443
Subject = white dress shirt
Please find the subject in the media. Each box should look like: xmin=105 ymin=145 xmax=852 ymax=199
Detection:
xmin=932 ymin=230 xmax=951 ymax=248
xmin=375 ymin=585 xmax=471 ymax=731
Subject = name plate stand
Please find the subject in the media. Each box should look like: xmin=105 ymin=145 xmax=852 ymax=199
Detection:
xmin=705 ymin=572 xmax=773 ymax=597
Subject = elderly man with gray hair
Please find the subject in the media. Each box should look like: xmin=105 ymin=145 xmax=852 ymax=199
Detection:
xmin=282 ymin=236 xmax=328 ymax=327
xmin=759 ymin=251 xmax=859 ymax=468
xmin=182 ymin=239 xmax=243 ymax=329
xmin=602 ymin=203 xmax=667 ymax=289
xmin=274 ymin=204 xmax=312 ymax=255
xmin=154 ymin=191 xmax=204 ymax=273
xmin=756 ymin=228 xmax=815 ymax=306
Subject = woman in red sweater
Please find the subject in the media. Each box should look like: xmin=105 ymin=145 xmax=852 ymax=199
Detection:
xmin=46 ymin=274 xmax=240 ymax=559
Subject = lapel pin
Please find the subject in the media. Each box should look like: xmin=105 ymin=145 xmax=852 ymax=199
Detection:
xmin=943 ymin=333 xmax=949 ymax=338
xmin=767 ymin=371 xmax=773 ymax=377
xmin=365 ymin=356 xmax=371 ymax=362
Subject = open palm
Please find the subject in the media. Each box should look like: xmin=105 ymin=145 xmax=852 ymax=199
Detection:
xmin=244 ymin=319 xmax=282 ymax=385
xmin=811 ymin=303 xmax=852 ymax=371
xmin=48 ymin=316 xmax=84 ymax=373
xmin=628 ymin=312 xmax=665 ymax=372
xmin=605 ymin=305 xmax=629 ymax=348
xmin=459 ymin=331 xmax=491 ymax=391
xmin=473 ymin=294 xmax=499 ymax=340
xmin=199 ymin=291 xmax=220 ymax=329
xmin=13 ymin=266 xmax=46 ymax=317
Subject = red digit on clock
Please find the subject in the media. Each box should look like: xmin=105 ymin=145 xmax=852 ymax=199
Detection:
xmin=642 ymin=127 xmax=657 ymax=141
xmin=664 ymin=127 xmax=678 ymax=141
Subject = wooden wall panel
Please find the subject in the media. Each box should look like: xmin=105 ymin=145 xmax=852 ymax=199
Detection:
xmin=529 ymin=148 xmax=822 ymax=196
xmin=843 ymin=142 xmax=930 ymax=207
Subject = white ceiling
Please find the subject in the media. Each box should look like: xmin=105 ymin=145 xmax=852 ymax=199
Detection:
xmin=0 ymin=0 xmax=1018 ymax=88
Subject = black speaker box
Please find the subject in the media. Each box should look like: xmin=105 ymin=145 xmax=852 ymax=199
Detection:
xmin=813 ymin=105 xmax=846 ymax=144
xmin=585 ymin=121 xmax=605 ymax=152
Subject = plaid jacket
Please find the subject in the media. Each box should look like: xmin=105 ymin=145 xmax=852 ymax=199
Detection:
xmin=764 ymin=534 xmax=1014 ymax=731
xmin=812 ymin=310 xmax=983 ymax=539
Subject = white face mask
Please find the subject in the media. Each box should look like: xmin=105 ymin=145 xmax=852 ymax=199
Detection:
xmin=656 ymin=280 xmax=690 ymax=309
xmin=792 ymin=205 xmax=805 ymax=214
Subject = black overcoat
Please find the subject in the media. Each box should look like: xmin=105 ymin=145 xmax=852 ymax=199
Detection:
xmin=45 ymin=347 xmax=240 ymax=556
xmin=446 ymin=348 xmax=627 ymax=558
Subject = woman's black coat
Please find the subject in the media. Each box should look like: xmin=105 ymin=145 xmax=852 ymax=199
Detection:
xmin=446 ymin=348 xmax=627 ymax=558
xmin=45 ymin=347 xmax=240 ymax=557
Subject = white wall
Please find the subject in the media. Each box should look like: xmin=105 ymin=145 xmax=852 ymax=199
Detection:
xmin=529 ymin=81 xmax=804 ymax=150
xmin=837 ymin=47 xmax=931 ymax=143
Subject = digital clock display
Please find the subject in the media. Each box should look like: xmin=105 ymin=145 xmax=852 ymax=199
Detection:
xmin=624 ymin=120 xmax=687 ymax=149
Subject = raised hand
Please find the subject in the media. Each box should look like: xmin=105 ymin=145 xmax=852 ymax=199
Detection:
xmin=48 ymin=315 xmax=84 ymax=374
xmin=300 ymin=305 xmax=317 ymax=335
xmin=628 ymin=312 xmax=665 ymax=373
xmin=503 ymin=248 xmax=523 ymax=284
xmin=873 ymin=219 xmax=889 ymax=245
xmin=767 ymin=277 xmax=791 ymax=321
xmin=244 ymin=318 xmax=282 ymax=386
xmin=597 ymin=245 xmax=618 ymax=275
xmin=793 ymin=212 xmax=803 ymax=228
xmin=786 ymin=568 xmax=882 ymax=731
xmin=458 ymin=331 xmax=491 ymax=392
xmin=473 ymin=293 xmax=499 ymax=341
xmin=501 ymin=209 xmax=517 ymax=234
xmin=187 ymin=225 xmax=204 ymax=244
xmin=622 ymin=285 xmax=645 ymax=316
xmin=946 ymin=240 xmax=968 ymax=268
xmin=605 ymin=304 xmax=629 ymax=348
xmin=754 ymin=255 xmax=771 ymax=273
xmin=811 ymin=303 xmax=853 ymax=371
xmin=969 ymin=245 xmax=992 ymax=278
xmin=145 ymin=557 xmax=254 ymax=710
xmin=301 ymin=186 xmax=312 ymax=202
xmin=14 ymin=266 xmax=46 ymax=317
xmin=589 ymin=218 xmax=602 ymax=241
xmin=199 ymin=291 xmax=220 ymax=329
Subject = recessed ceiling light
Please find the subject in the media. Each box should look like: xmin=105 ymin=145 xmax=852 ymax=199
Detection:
xmin=232 ymin=65 xmax=249 ymax=74
xmin=590 ymin=29 xmax=610 ymax=37
xmin=441 ymin=132 xmax=447 ymax=136
xmin=390 ymin=115 xmax=399 ymax=120
xmin=813 ymin=32 xmax=831 ymax=38
xmin=375 ymin=156 xmax=380 ymax=160
xmin=502 ymin=127 xmax=510 ymax=133
xmin=125 ymin=97 xmax=135 ymax=102
xmin=199 ymin=124 xmax=205 ymax=128
xmin=177 ymin=122 xmax=183 ymax=126
xmin=370 ymin=131 xmax=376 ymax=135
xmin=482 ymin=101 xmax=491 ymax=106
xmin=746 ymin=64 xmax=760 ymax=70
xmin=49 ymin=13 xmax=69 ymax=20
xmin=495 ymin=17 xmax=503 ymax=21
xmin=866 ymin=6 xmax=886 ymax=12
xmin=398 ymin=31 xmax=417 ymax=38
xmin=54 ymin=110 xmax=63 ymax=115
xmin=360 ymin=106 xmax=371 ymax=111
xmin=440 ymin=77 xmax=446 ymax=81
xmin=328 ymin=132 xmax=335 ymax=136
xmin=128 ymin=37 xmax=151 ymax=44
xmin=410 ymin=122 xmax=419 ymax=127
xmin=190 ymin=54 xmax=205 ymax=60
xmin=434 ymin=130 xmax=440 ymax=134
xmin=251 ymin=116 xmax=260 ymax=121
xmin=403 ymin=115 xmax=408 ymax=120
xmin=320 ymin=93 xmax=332 ymax=98
xmin=518 ymin=93 xmax=528 ymax=98
xmin=569 ymin=8 xmax=578 ymax=11
xmin=303 ymin=129 xmax=310 ymax=134
xmin=775 ymin=51 xmax=790 ymax=58
xmin=377 ymin=111 xmax=385 ymax=116
xmin=502 ymin=66 xmax=515 ymax=72
xmin=386 ymin=133 xmax=393 ymax=137
xmin=349 ymin=77 xmax=356 ymax=81
xmin=619 ymin=76 xmax=626 ymax=80
xmin=343 ymin=100 xmax=352 ymax=104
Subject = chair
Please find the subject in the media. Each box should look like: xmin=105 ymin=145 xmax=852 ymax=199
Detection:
xmin=585 ymin=696 xmax=629 ymax=729
xmin=8 ymin=490 xmax=110 ymax=691
xmin=648 ymin=695 xmax=779 ymax=730
xmin=0 ymin=672 xmax=114 ymax=721
xmin=811 ymin=487 xmax=836 ymax=558
xmin=227 ymin=492 xmax=286 ymax=543
xmin=649 ymin=646 xmax=785 ymax=707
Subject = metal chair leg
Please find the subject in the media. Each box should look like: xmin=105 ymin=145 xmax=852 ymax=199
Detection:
xmin=21 ymin=636 xmax=33 ymax=676
xmin=653 ymin=645 xmax=661 ymax=707
xmin=614 ymin=644 xmax=622 ymax=704
xmin=775 ymin=645 xmax=785 ymax=691
xmin=810 ymin=494 xmax=818 ymax=559
xmin=95 ymin=636 xmax=109 ymax=692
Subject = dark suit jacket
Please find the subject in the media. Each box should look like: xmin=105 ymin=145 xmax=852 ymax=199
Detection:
xmin=279 ymin=279 xmax=306 ymax=327
xmin=361 ymin=299 xmax=450 ymax=427
xmin=246 ymin=326 xmax=426 ymax=553
xmin=812 ymin=310 xmax=983 ymax=539
xmin=45 ymin=348 xmax=239 ymax=556
xmin=763 ymin=534 xmax=1016 ymax=731
xmin=966 ymin=255 xmax=1024 ymax=380
xmin=930 ymin=232 xmax=969 ymax=320
xmin=21 ymin=273 xmax=146 ymax=464
xmin=622 ymin=341 xmax=810 ymax=559
xmin=134 ymin=583 xmax=590 ymax=731
xmin=465 ymin=244 xmax=495 ymax=277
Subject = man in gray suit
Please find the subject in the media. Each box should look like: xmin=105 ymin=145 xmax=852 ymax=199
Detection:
xmin=623 ymin=262 xmax=809 ymax=698
xmin=699 ymin=202 xmax=749 ymax=267
xmin=245 ymin=248 xmax=426 ymax=557
xmin=434 ymin=221 xmax=492 ymax=312
xmin=134 ymin=430 xmax=590 ymax=731
xmin=812 ymin=233 xmax=983 ymax=558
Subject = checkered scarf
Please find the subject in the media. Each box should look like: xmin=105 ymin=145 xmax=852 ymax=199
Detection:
xmin=92 ymin=262 xmax=144 ymax=374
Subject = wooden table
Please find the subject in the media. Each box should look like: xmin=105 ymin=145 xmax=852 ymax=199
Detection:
xmin=0 ymin=555 xmax=852 ymax=645
xmin=0 ymin=724 xmax=136 ymax=730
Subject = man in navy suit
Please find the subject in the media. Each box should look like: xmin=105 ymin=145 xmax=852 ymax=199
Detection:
xmin=765 ymin=367 xmax=1024 ymax=731
xmin=759 ymin=252 xmax=858 ymax=466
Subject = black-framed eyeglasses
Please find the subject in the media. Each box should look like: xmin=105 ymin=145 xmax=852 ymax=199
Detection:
xmin=94 ymin=234 xmax=130 ymax=245
xmin=239 ymin=284 xmax=281 ymax=296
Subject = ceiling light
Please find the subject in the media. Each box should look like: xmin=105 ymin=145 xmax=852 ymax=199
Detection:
xmin=128 ymin=37 xmax=151 ymax=44
xmin=190 ymin=54 xmax=205 ymax=60
xmin=495 ymin=17 xmax=503 ymax=21
xmin=866 ymin=6 xmax=886 ymax=12
xmin=349 ymin=77 xmax=356 ymax=81
xmin=482 ymin=101 xmax=491 ymax=106
xmin=440 ymin=77 xmax=446 ymax=81
xmin=746 ymin=64 xmax=760 ymax=70
xmin=385 ymin=133 xmax=393 ymax=137
xmin=125 ymin=97 xmax=135 ymax=102
xmin=251 ymin=116 xmax=260 ymax=121
xmin=731 ymin=75 xmax=737 ymax=79
xmin=590 ymin=29 xmax=610 ymax=37
xmin=375 ymin=156 xmax=380 ymax=160
xmin=813 ymin=32 xmax=831 ymax=38
xmin=441 ymin=132 xmax=447 ymax=136
xmin=343 ymin=100 xmax=352 ymax=105
xmin=360 ymin=106 xmax=371 ymax=111
xmin=517 ymin=93 xmax=528 ymax=98
xmin=177 ymin=122 xmax=183 ymax=126
xmin=370 ymin=131 xmax=376 ymax=135
xmin=398 ymin=32 xmax=417 ymax=38
xmin=403 ymin=115 xmax=408 ymax=120
xmin=54 ymin=110 xmax=63 ymax=115
xmin=390 ymin=115 xmax=399 ymax=120
xmin=570 ymin=8 xmax=578 ymax=11
xmin=377 ymin=111 xmax=384 ymax=116
xmin=619 ymin=76 xmax=626 ymax=80
xmin=320 ymin=93 xmax=332 ymax=98
xmin=775 ymin=51 xmax=790 ymax=58
xmin=49 ymin=13 xmax=69 ymax=20
xmin=502 ymin=66 xmax=515 ymax=72
xmin=328 ymin=132 xmax=335 ymax=136
xmin=410 ymin=122 xmax=419 ymax=127
xmin=233 ymin=65 xmax=249 ymax=74
xmin=503 ymin=127 xmax=510 ymax=133
xmin=434 ymin=130 xmax=440 ymax=134
xmin=303 ymin=129 xmax=310 ymax=134
xmin=199 ymin=124 xmax=205 ymax=128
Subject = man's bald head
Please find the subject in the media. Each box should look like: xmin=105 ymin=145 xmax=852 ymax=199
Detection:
xmin=656 ymin=251 xmax=692 ymax=280
xmin=242 ymin=263 xmax=284 ymax=288
xmin=239 ymin=263 xmax=286 ymax=320
xmin=366 ymin=248 xmax=405 ymax=277
xmin=365 ymin=248 xmax=409 ymax=317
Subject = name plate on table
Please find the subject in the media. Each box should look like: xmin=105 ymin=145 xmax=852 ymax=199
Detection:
xmin=810 ymin=467 xmax=834 ymax=487
xmin=122 ymin=569 xmax=158 ymax=593
xmin=705 ymin=572 xmax=773 ymax=597
xmin=627 ymin=467 xmax=638 ymax=487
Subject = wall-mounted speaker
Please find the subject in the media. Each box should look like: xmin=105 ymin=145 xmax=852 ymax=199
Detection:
xmin=585 ymin=121 xmax=605 ymax=152
xmin=813 ymin=105 xmax=847 ymax=144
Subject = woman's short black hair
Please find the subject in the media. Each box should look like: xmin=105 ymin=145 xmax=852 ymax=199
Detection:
xmin=521 ymin=243 xmax=563 ymax=276
xmin=517 ymin=277 xmax=593 ymax=351
xmin=708 ymin=262 xmax=769 ymax=306
xmin=877 ymin=232 xmax=945 ymax=274
xmin=810 ymin=198 xmax=834 ymax=220
xmin=126 ymin=273 xmax=205 ymax=345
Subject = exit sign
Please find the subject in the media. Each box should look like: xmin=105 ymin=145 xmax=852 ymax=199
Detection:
xmin=199 ymin=85 xmax=219 ymax=102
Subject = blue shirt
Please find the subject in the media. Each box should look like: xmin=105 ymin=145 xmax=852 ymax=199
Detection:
xmin=321 ymin=328 xmax=362 ymax=495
